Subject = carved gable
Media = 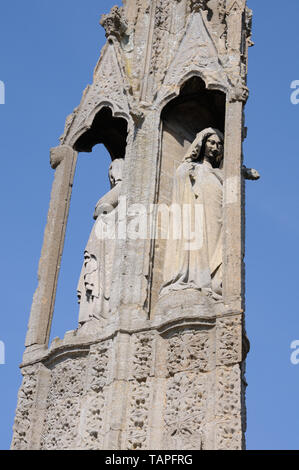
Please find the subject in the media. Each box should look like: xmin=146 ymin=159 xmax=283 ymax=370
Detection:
xmin=157 ymin=10 xmax=229 ymax=106
xmin=62 ymin=42 xmax=130 ymax=146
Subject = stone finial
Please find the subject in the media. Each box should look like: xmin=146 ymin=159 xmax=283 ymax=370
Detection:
xmin=190 ymin=0 xmax=208 ymax=12
xmin=100 ymin=6 xmax=128 ymax=40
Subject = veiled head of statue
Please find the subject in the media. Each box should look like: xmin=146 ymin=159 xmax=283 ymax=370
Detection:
xmin=204 ymin=132 xmax=224 ymax=167
xmin=185 ymin=127 xmax=224 ymax=168
xmin=109 ymin=158 xmax=124 ymax=188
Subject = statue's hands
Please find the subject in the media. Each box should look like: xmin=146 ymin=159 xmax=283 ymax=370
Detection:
xmin=93 ymin=185 xmax=120 ymax=219
xmin=189 ymin=145 xmax=200 ymax=161
xmin=184 ymin=142 xmax=200 ymax=162
xmin=93 ymin=202 xmax=114 ymax=220
xmin=243 ymin=166 xmax=260 ymax=181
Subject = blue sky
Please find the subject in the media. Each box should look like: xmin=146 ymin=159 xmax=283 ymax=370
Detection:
xmin=0 ymin=0 xmax=299 ymax=450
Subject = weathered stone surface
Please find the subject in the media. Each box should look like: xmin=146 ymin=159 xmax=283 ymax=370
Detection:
xmin=80 ymin=341 xmax=112 ymax=450
xmin=25 ymin=145 xmax=77 ymax=350
xmin=13 ymin=0 xmax=254 ymax=451
xmin=11 ymin=366 xmax=38 ymax=450
xmin=77 ymin=159 xmax=124 ymax=328
xmin=163 ymin=371 xmax=208 ymax=450
xmin=40 ymin=356 xmax=87 ymax=450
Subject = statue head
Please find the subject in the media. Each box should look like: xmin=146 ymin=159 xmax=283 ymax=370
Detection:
xmin=184 ymin=127 xmax=224 ymax=168
xmin=204 ymin=132 xmax=224 ymax=168
xmin=109 ymin=158 xmax=124 ymax=188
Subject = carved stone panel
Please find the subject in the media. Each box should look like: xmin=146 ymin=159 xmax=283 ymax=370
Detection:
xmin=127 ymin=379 xmax=151 ymax=450
xmin=215 ymin=364 xmax=243 ymax=449
xmin=131 ymin=332 xmax=155 ymax=380
xmin=11 ymin=366 xmax=38 ymax=450
xmin=40 ymin=356 xmax=87 ymax=450
xmin=148 ymin=0 xmax=172 ymax=92
xmin=215 ymin=417 xmax=242 ymax=450
xmin=126 ymin=332 xmax=155 ymax=450
xmin=216 ymin=316 xmax=242 ymax=365
xmin=81 ymin=341 xmax=112 ymax=450
xmin=167 ymin=327 xmax=214 ymax=375
xmin=162 ymin=326 xmax=216 ymax=449
xmin=216 ymin=364 xmax=241 ymax=418
xmin=164 ymin=372 xmax=207 ymax=450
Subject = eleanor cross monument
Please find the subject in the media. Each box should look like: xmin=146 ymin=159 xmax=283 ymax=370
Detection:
xmin=12 ymin=0 xmax=258 ymax=450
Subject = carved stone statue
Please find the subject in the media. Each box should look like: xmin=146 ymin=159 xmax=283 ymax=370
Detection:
xmin=160 ymin=128 xmax=224 ymax=300
xmin=77 ymin=158 xmax=124 ymax=326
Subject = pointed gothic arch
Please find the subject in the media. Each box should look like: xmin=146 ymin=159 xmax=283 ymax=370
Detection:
xmin=150 ymin=76 xmax=226 ymax=311
xmin=73 ymin=106 xmax=128 ymax=159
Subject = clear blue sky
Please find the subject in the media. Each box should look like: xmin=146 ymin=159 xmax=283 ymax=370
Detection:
xmin=0 ymin=0 xmax=299 ymax=450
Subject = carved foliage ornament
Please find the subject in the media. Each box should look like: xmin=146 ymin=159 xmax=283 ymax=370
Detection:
xmin=127 ymin=333 xmax=154 ymax=450
xmin=164 ymin=373 xmax=207 ymax=450
xmin=190 ymin=0 xmax=208 ymax=12
xmin=100 ymin=6 xmax=128 ymax=40
xmin=11 ymin=367 xmax=38 ymax=450
xmin=82 ymin=341 xmax=111 ymax=449
xmin=188 ymin=0 xmax=229 ymax=24
xmin=41 ymin=358 xmax=86 ymax=450
xmin=217 ymin=317 xmax=242 ymax=365
xmin=167 ymin=329 xmax=210 ymax=376
xmin=132 ymin=332 xmax=154 ymax=380
xmin=127 ymin=380 xmax=150 ymax=450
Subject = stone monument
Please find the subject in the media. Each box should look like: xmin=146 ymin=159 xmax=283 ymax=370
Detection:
xmin=12 ymin=0 xmax=259 ymax=450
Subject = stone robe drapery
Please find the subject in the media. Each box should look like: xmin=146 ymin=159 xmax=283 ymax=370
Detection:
xmin=77 ymin=211 xmax=117 ymax=325
xmin=77 ymin=159 xmax=123 ymax=325
xmin=161 ymin=159 xmax=223 ymax=298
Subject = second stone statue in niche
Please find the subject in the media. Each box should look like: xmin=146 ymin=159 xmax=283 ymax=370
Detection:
xmin=160 ymin=128 xmax=224 ymax=301
xmin=77 ymin=158 xmax=124 ymax=327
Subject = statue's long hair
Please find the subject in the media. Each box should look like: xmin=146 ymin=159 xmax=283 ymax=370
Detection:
xmin=184 ymin=127 xmax=224 ymax=169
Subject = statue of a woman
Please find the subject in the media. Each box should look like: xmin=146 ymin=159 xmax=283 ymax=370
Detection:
xmin=160 ymin=128 xmax=224 ymax=300
xmin=77 ymin=158 xmax=124 ymax=327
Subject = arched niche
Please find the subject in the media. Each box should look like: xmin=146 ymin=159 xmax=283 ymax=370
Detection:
xmin=74 ymin=106 xmax=128 ymax=159
xmin=50 ymin=107 xmax=129 ymax=341
xmin=150 ymin=76 xmax=226 ymax=314
xmin=161 ymin=76 xmax=225 ymax=145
